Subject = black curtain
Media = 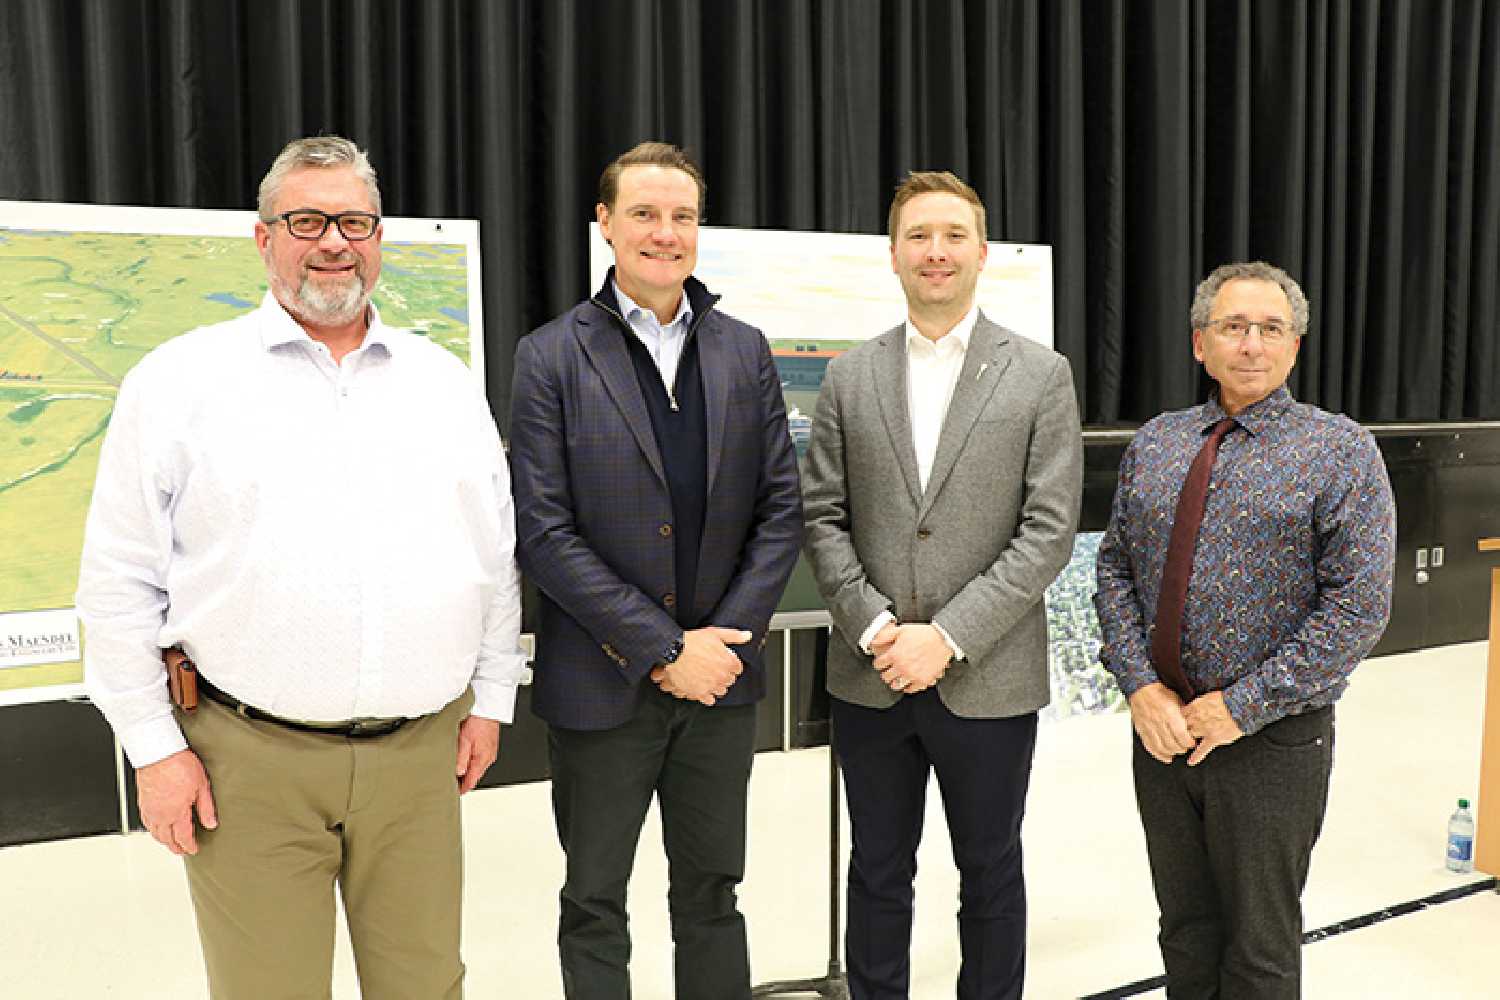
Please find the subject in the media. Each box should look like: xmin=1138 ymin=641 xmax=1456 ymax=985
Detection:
xmin=2 ymin=0 xmax=1496 ymax=425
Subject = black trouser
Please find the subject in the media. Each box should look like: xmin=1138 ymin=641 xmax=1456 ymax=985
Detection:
xmin=832 ymin=691 xmax=1038 ymax=1000
xmin=1133 ymin=705 xmax=1335 ymax=1000
xmin=548 ymin=683 xmax=757 ymax=1000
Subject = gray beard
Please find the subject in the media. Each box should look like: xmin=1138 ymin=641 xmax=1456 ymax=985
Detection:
xmin=272 ymin=270 xmax=372 ymax=328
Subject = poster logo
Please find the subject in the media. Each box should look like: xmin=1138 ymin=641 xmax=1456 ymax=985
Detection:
xmin=0 ymin=609 xmax=81 ymax=668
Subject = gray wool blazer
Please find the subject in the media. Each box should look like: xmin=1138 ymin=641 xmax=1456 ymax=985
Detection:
xmin=802 ymin=313 xmax=1083 ymax=718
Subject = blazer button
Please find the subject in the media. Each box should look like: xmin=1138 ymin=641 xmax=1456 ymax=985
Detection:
xmin=659 ymin=523 xmax=673 ymax=537
xmin=916 ymin=529 xmax=932 ymax=540
xmin=663 ymin=593 xmax=677 ymax=608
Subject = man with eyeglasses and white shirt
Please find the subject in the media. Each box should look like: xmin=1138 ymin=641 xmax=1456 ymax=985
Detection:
xmin=1095 ymin=261 xmax=1395 ymax=998
xmin=76 ymin=135 xmax=524 ymax=999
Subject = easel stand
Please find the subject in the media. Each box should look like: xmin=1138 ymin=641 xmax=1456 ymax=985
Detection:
xmin=751 ymin=733 xmax=850 ymax=998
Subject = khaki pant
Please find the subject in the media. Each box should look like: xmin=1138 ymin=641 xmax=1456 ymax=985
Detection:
xmin=178 ymin=689 xmax=472 ymax=1000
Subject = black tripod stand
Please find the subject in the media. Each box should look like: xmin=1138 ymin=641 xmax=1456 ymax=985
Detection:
xmin=750 ymin=743 xmax=850 ymax=998
xmin=751 ymin=628 xmax=850 ymax=999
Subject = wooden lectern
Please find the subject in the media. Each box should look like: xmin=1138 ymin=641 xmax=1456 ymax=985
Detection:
xmin=1476 ymin=538 xmax=1500 ymax=875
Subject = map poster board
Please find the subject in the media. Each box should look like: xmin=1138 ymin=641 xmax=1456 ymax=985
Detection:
xmin=0 ymin=200 xmax=483 ymax=703
xmin=1041 ymin=532 xmax=1125 ymax=721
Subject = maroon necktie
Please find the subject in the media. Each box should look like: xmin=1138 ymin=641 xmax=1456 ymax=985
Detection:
xmin=1150 ymin=417 xmax=1237 ymax=702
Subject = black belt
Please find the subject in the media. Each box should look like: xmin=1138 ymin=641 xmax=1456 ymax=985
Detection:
xmin=199 ymin=677 xmax=408 ymax=739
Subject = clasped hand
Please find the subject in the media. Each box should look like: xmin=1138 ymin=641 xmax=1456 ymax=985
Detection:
xmin=871 ymin=622 xmax=951 ymax=695
xmin=1128 ymin=683 xmax=1244 ymax=766
xmin=650 ymin=626 xmax=749 ymax=705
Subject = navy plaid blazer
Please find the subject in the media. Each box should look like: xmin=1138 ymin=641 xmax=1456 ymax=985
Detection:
xmin=508 ymin=272 xmax=804 ymax=731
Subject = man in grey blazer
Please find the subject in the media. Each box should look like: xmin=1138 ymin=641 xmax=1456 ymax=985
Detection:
xmin=803 ymin=171 xmax=1082 ymax=1000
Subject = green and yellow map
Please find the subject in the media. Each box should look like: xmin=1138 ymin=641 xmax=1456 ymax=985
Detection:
xmin=0 ymin=219 xmax=476 ymax=693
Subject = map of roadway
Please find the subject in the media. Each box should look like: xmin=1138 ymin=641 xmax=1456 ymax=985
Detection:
xmin=0 ymin=298 xmax=122 ymax=386
xmin=0 ymin=228 xmax=473 ymax=692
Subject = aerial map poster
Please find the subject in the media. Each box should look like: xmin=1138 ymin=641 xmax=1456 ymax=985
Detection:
xmin=0 ymin=200 xmax=483 ymax=702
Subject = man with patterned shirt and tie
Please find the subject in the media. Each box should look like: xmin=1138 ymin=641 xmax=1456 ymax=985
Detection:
xmin=77 ymin=135 xmax=526 ymax=998
xmin=1095 ymin=261 xmax=1396 ymax=999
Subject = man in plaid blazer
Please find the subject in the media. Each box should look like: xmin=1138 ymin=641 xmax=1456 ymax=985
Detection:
xmin=508 ymin=141 xmax=803 ymax=1000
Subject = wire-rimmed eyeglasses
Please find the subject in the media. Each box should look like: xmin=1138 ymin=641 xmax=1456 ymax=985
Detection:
xmin=1205 ymin=317 xmax=1294 ymax=344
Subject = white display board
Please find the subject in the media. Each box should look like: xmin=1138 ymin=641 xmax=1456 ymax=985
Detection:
xmin=589 ymin=222 xmax=1053 ymax=349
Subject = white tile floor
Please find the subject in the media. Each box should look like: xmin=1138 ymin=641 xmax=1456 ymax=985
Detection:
xmin=0 ymin=643 xmax=1493 ymax=998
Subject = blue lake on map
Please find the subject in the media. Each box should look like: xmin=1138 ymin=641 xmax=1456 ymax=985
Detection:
xmin=439 ymin=306 xmax=467 ymax=323
xmin=204 ymin=292 xmax=254 ymax=309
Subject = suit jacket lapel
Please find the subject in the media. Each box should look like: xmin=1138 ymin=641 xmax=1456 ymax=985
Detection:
xmin=872 ymin=326 xmax=922 ymax=508
xmin=575 ymin=309 xmax=668 ymax=488
xmin=698 ymin=323 xmax=728 ymax=496
xmin=918 ymin=317 xmax=1011 ymax=520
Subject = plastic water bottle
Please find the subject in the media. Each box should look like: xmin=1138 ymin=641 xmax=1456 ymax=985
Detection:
xmin=1446 ymin=798 xmax=1475 ymax=874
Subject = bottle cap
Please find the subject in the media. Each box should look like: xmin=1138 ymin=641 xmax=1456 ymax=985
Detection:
xmin=1459 ymin=798 xmax=1470 ymax=809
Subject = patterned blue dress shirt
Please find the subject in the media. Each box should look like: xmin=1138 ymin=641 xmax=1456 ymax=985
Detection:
xmin=1095 ymin=386 xmax=1397 ymax=735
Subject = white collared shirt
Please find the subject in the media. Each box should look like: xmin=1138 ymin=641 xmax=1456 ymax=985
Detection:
xmin=77 ymin=292 xmax=526 ymax=767
xmin=613 ymin=279 xmax=692 ymax=392
xmin=906 ymin=305 xmax=980 ymax=492
xmin=858 ymin=304 xmax=981 ymax=660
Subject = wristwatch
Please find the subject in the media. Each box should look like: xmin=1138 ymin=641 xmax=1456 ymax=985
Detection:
xmin=659 ymin=635 xmax=685 ymax=668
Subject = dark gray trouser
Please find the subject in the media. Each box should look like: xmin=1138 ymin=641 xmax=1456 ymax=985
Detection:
xmin=548 ymin=683 xmax=757 ymax=1000
xmin=1133 ymin=705 xmax=1334 ymax=1000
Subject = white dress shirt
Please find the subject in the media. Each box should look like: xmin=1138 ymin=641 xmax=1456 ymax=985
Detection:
xmin=77 ymin=293 xmax=526 ymax=767
xmin=858 ymin=305 xmax=981 ymax=660
xmin=613 ymin=279 xmax=692 ymax=401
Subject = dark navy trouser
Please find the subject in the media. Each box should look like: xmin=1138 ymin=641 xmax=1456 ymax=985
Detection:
xmin=833 ymin=691 xmax=1038 ymax=1000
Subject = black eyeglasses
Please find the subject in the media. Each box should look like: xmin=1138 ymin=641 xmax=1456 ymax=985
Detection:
xmin=263 ymin=209 xmax=381 ymax=241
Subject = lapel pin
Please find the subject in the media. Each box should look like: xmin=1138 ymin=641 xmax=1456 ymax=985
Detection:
xmin=976 ymin=362 xmax=990 ymax=380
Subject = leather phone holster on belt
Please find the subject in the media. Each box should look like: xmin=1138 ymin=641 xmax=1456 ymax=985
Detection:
xmin=164 ymin=647 xmax=199 ymax=712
